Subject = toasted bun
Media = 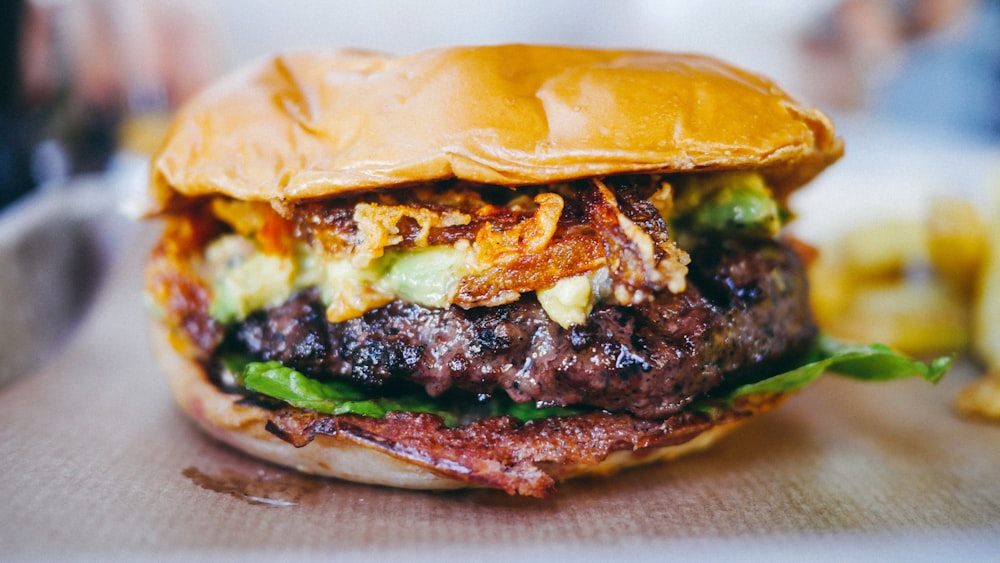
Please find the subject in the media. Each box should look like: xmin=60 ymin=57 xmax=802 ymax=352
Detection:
xmin=152 ymin=320 xmax=767 ymax=493
xmin=148 ymin=44 xmax=842 ymax=213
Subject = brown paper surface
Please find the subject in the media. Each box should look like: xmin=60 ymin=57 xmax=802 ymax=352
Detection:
xmin=2 ymin=221 xmax=999 ymax=561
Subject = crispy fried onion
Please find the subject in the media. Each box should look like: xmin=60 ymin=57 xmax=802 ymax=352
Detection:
xmin=455 ymin=232 xmax=605 ymax=307
xmin=265 ymin=393 xmax=786 ymax=497
xmin=473 ymin=192 xmax=563 ymax=263
xmin=580 ymin=178 xmax=690 ymax=304
xmin=217 ymin=177 xmax=690 ymax=314
xmin=353 ymin=203 xmax=471 ymax=267
xmin=456 ymin=192 xmax=599 ymax=307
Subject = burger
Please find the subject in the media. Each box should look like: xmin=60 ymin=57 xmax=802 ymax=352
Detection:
xmin=145 ymin=44 xmax=948 ymax=498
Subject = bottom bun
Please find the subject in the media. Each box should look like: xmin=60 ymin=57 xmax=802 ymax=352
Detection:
xmin=152 ymin=321 xmax=781 ymax=496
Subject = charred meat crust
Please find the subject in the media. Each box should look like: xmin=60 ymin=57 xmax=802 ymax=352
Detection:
xmin=227 ymin=237 xmax=816 ymax=419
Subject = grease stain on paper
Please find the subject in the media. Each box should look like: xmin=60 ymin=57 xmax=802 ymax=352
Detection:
xmin=182 ymin=466 xmax=326 ymax=507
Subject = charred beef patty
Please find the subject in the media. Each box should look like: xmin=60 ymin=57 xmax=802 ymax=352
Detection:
xmin=224 ymin=237 xmax=815 ymax=419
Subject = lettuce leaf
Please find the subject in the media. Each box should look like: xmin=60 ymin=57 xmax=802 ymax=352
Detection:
xmin=238 ymin=361 xmax=583 ymax=427
xmin=729 ymin=335 xmax=950 ymax=399
xmin=236 ymin=335 xmax=950 ymax=426
xmin=240 ymin=361 xmax=460 ymax=425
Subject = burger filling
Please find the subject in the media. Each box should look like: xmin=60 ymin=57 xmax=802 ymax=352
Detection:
xmin=147 ymin=171 xmax=946 ymax=424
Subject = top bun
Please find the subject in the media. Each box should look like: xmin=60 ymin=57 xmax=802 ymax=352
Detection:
xmin=148 ymin=44 xmax=842 ymax=212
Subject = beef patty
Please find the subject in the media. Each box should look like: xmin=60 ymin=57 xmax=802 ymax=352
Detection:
xmin=223 ymin=237 xmax=816 ymax=419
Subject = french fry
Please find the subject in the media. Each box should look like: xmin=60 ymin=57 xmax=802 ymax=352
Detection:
xmin=838 ymin=220 xmax=926 ymax=280
xmin=928 ymin=197 xmax=987 ymax=298
xmin=808 ymin=215 xmax=966 ymax=356
xmin=807 ymin=251 xmax=852 ymax=331
xmin=956 ymin=178 xmax=1000 ymax=421
xmin=973 ymin=195 xmax=1000 ymax=369
xmin=955 ymin=372 xmax=1000 ymax=420
xmin=821 ymin=278 xmax=968 ymax=355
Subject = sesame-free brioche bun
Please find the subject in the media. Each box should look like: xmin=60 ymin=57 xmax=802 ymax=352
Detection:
xmin=152 ymin=320 xmax=781 ymax=493
xmin=148 ymin=44 xmax=842 ymax=213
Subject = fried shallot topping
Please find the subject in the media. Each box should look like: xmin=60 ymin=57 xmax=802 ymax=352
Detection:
xmin=276 ymin=177 xmax=690 ymax=308
xmin=580 ymin=178 xmax=689 ymax=304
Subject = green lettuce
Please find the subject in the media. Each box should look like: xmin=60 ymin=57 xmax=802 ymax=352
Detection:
xmin=238 ymin=361 xmax=583 ymax=427
xmin=730 ymin=335 xmax=950 ymax=398
xmin=240 ymin=361 xmax=461 ymax=425
xmin=236 ymin=335 xmax=950 ymax=427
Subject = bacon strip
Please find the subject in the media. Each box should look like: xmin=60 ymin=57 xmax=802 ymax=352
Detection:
xmin=265 ymin=393 xmax=786 ymax=498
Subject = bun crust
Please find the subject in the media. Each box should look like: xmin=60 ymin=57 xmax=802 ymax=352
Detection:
xmin=149 ymin=45 xmax=841 ymax=213
xmin=152 ymin=320 xmax=760 ymax=493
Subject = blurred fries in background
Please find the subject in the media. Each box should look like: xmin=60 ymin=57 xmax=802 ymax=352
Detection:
xmin=809 ymin=198 xmax=984 ymax=356
xmin=958 ymin=182 xmax=1000 ymax=421
xmin=972 ymin=193 xmax=1000 ymax=369
xmin=808 ymin=179 xmax=1000 ymax=421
